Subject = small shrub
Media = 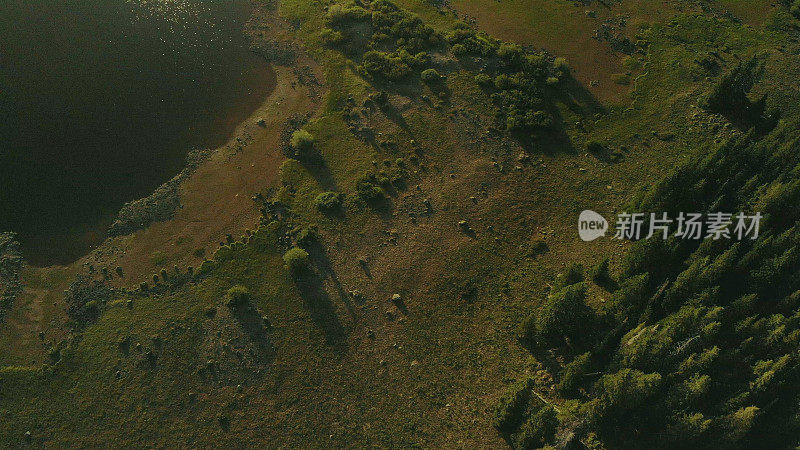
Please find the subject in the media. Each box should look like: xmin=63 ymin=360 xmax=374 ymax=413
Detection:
xmin=356 ymin=174 xmax=386 ymax=202
xmin=451 ymin=43 xmax=467 ymax=56
xmin=314 ymin=191 xmax=343 ymax=211
xmin=512 ymin=405 xmax=558 ymax=449
xmin=524 ymin=110 xmax=554 ymax=130
xmin=474 ymin=73 xmax=492 ymax=86
xmin=497 ymin=42 xmax=524 ymax=67
xmin=362 ymin=50 xmax=413 ymax=80
xmin=586 ymin=140 xmax=605 ymax=155
xmin=420 ymin=68 xmax=441 ymax=83
xmin=494 ymin=378 xmax=534 ymax=433
xmin=494 ymin=74 xmax=513 ymax=90
xmin=325 ymin=4 xmax=370 ymax=25
xmin=290 ymin=129 xmax=316 ymax=160
xmin=283 ymin=247 xmax=310 ymax=275
xmin=553 ymin=57 xmax=570 ymax=73
xmin=197 ymin=259 xmax=216 ymax=277
xmin=296 ymin=226 xmax=319 ymax=248
xmin=320 ymin=28 xmax=346 ymax=45
xmin=558 ymin=352 xmax=592 ymax=396
xmin=590 ymin=258 xmax=611 ymax=284
xmin=792 ymin=0 xmax=800 ymax=19
xmin=225 ymin=285 xmax=252 ymax=308
xmin=64 ymin=275 xmax=111 ymax=326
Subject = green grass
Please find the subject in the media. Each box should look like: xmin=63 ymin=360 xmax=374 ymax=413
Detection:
xmin=3 ymin=0 xmax=800 ymax=446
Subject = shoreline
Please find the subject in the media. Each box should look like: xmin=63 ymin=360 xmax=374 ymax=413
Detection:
xmin=0 ymin=0 xmax=323 ymax=366
xmin=0 ymin=62 xmax=319 ymax=365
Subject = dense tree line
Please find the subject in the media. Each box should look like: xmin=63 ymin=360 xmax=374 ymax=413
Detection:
xmin=502 ymin=118 xmax=800 ymax=447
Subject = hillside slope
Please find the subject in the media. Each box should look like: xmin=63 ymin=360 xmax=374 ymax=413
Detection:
xmin=2 ymin=0 xmax=799 ymax=447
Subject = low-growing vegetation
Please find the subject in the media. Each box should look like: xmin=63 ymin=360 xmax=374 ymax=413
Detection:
xmin=4 ymin=0 xmax=800 ymax=447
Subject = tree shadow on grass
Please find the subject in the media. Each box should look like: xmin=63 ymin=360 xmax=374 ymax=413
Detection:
xmin=363 ymin=194 xmax=396 ymax=221
xmin=556 ymin=76 xmax=606 ymax=118
xmin=511 ymin=77 xmax=604 ymax=155
xmin=376 ymin=99 xmax=412 ymax=132
xmin=230 ymin=304 xmax=275 ymax=362
xmin=303 ymin=239 xmax=358 ymax=322
xmin=302 ymin=156 xmax=338 ymax=192
xmin=512 ymin=126 xmax=578 ymax=156
xmin=294 ymin=271 xmax=348 ymax=352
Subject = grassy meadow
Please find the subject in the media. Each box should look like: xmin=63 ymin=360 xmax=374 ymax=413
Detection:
xmin=2 ymin=0 xmax=800 ymax=447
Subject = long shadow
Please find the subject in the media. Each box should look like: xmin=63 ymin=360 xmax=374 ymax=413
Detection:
xmin=230 ymin=304 xmax=275 ymax=362
xmin=303 ymin=239 xmax=358 ymax=321
xmin=364 ymin=193 xmax=395 ymax=221
xmin=377 ymin=100 xmax=411 ymax=132
xmin=506 ymin=76 xmax=603 ymax=155
xmin=303 ymin=156 xmax=338 ymax=191
xmin=294 ymin=271 xmax=348 ymax=352
xmin=556 ymin=76 xmax=605 ymax=118
xmin=718 ymin=96 xmax=780 ymax=136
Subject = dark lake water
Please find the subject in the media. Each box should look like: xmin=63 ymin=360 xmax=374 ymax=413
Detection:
xmin=0 ymin=0 xmax=273 ymax=266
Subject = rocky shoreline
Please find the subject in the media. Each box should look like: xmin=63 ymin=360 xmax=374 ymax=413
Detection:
xmin=107 ymin=148 xmax=212 ymax=237
xmin=0 ymin=232 xmax=23 ymax=322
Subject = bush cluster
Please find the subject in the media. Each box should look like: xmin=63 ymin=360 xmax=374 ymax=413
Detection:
xmin=356 ymin=172 xmax=391 ymax=202
xmin=290 ymin=129 xmax=316 ymax=161
xmin=64 ymin=275 xmax=112 ymax=327
xmin=314 ymin=191 xmax=343 ymax=211
xmin=446 ymin=24 xmax=568 ymax=133
xmin=225 ymin=285 xmax=252 ymax=308
xmin=323 ymin=0 xmax=440 ymax=82
xmin=283 ymin=247 xmax=310 ymax=275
